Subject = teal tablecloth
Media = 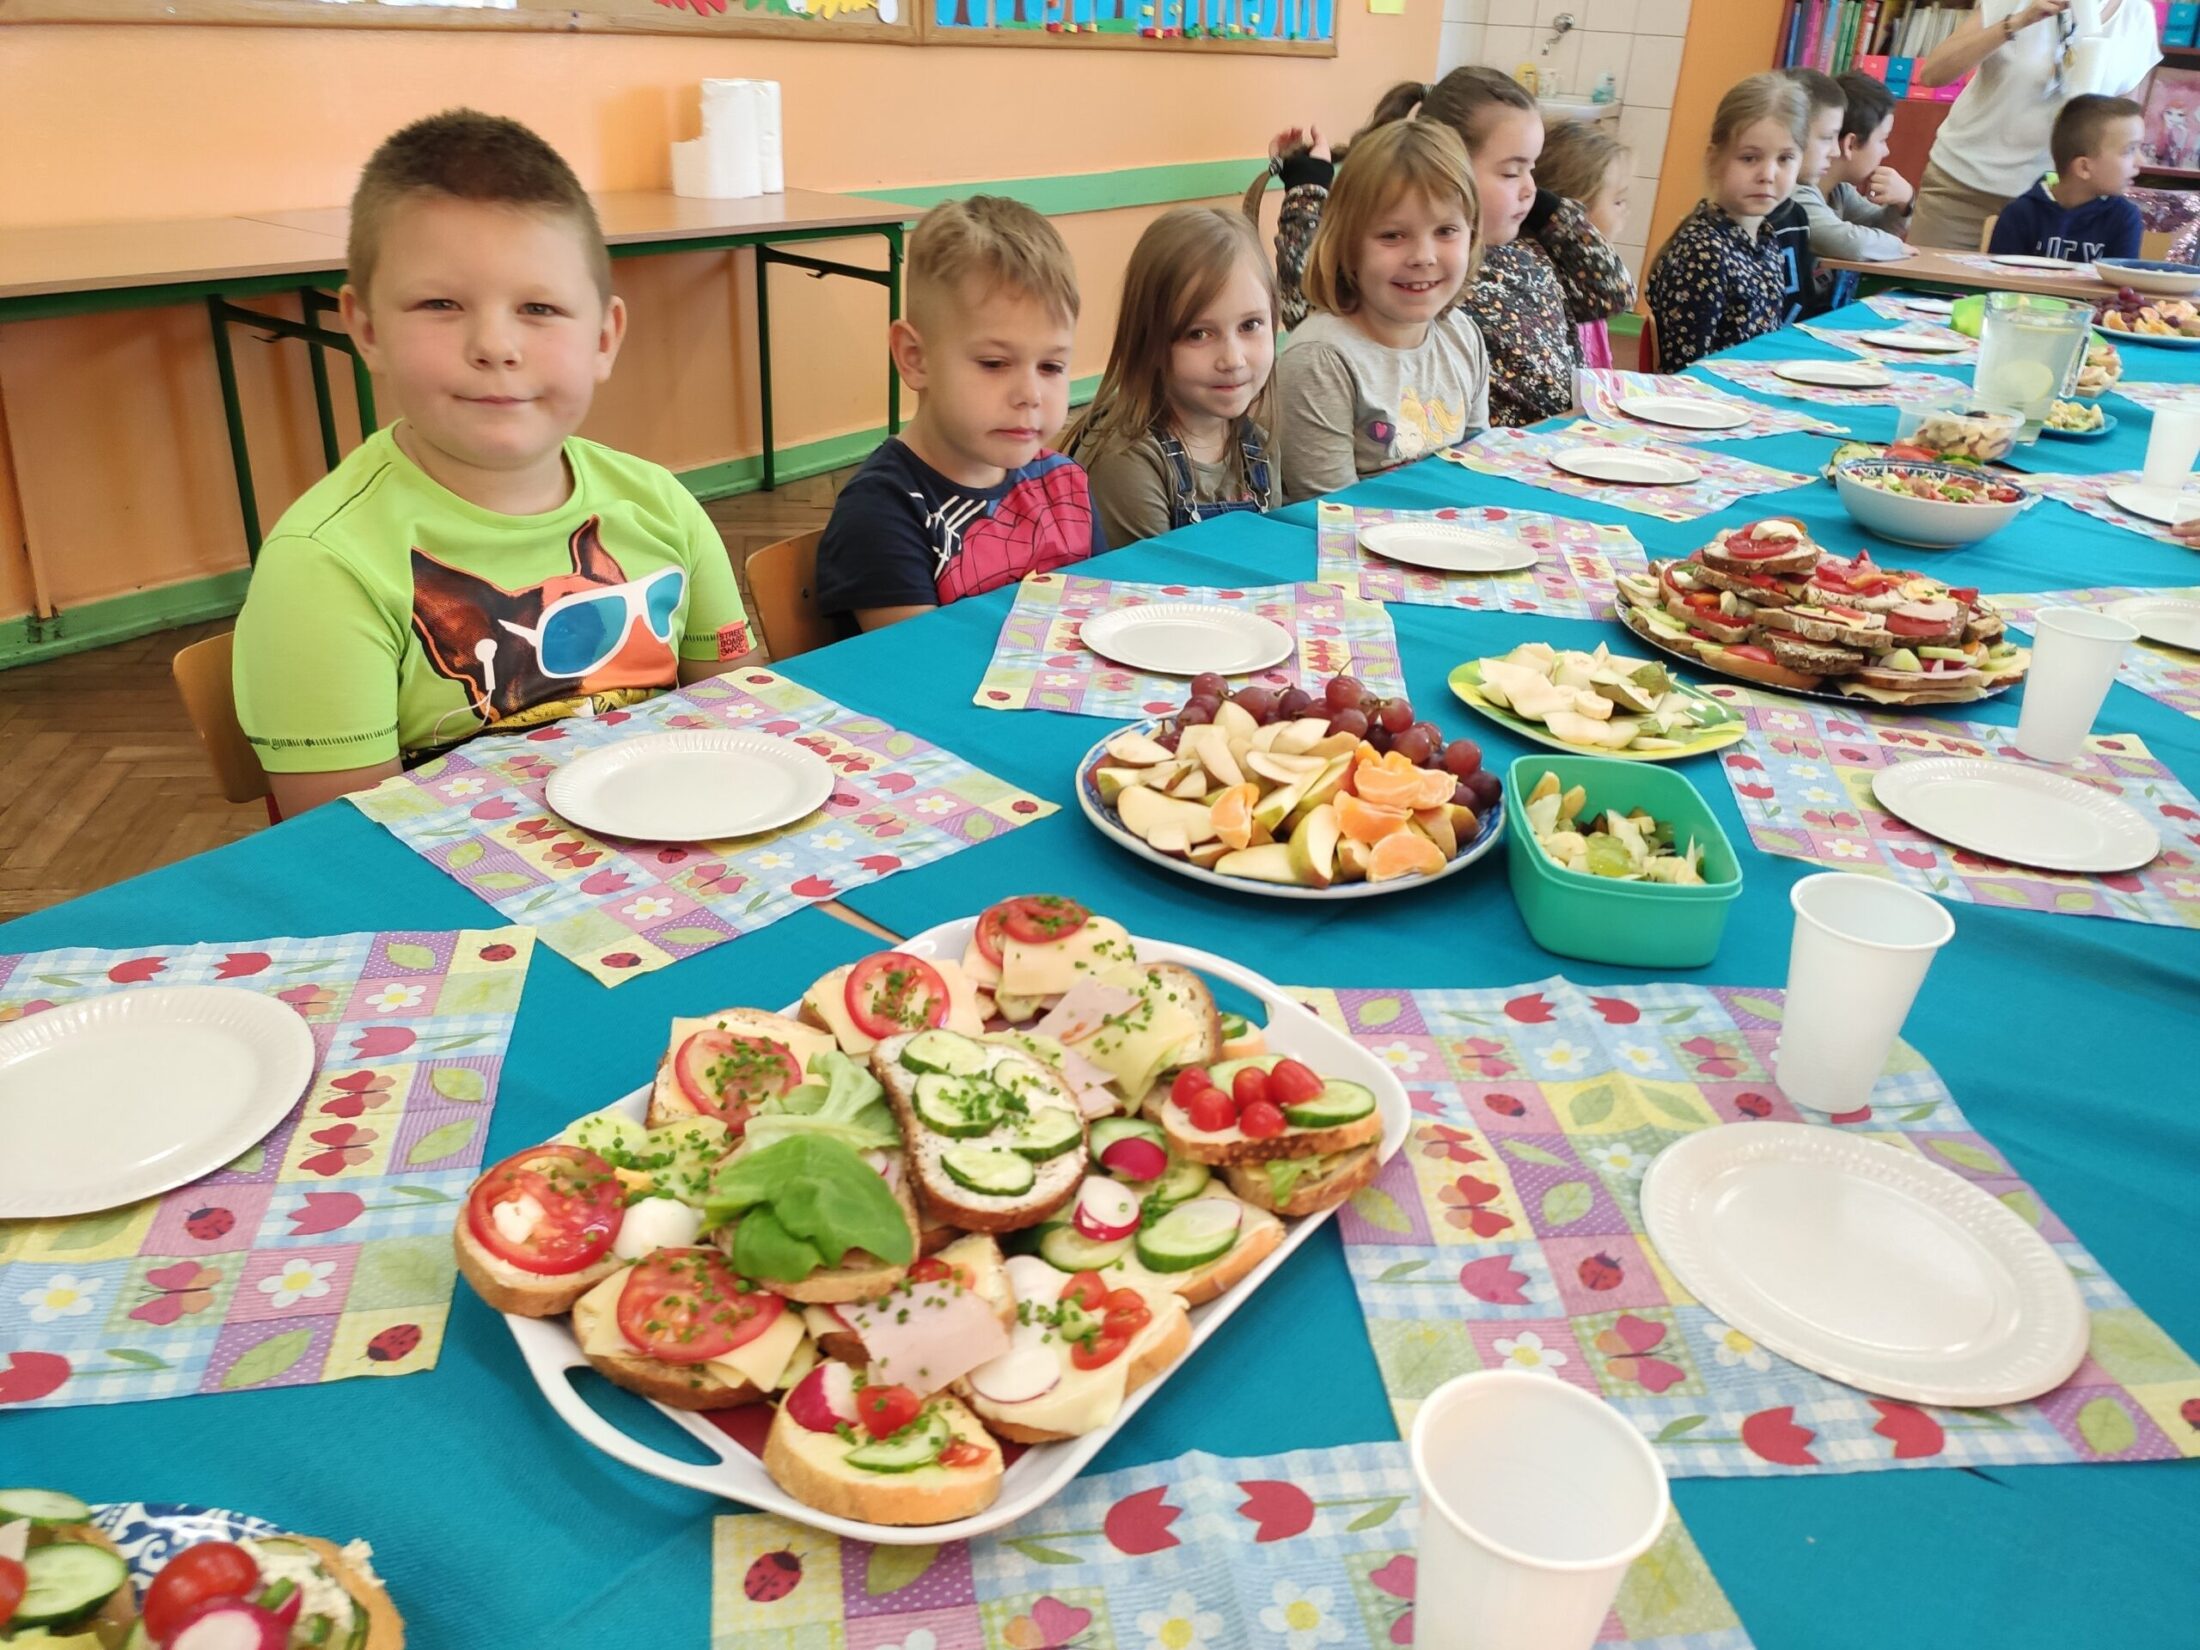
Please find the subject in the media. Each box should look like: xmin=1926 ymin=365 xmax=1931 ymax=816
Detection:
xmin=7 ymin=303 xmax=2197 ymax=1648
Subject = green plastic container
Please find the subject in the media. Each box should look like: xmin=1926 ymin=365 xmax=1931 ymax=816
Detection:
xmin=1504 ymin=754 xmax=1743 ymax=969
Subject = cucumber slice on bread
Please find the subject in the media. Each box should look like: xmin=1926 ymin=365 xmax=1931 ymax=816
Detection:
xmin=845 ymin=1409 xmax=952 ymax=1474
xmin=1135 ymin=1197 xmax=1243 ymax=1273
xmin=939 ymin=1147 xmax=1036 ymax=1198
xmin=1036 ymin=1224 xmax=1134 ymax=1271
xmin=1007 ymin=1108 xmax=1084 ymax=1163
xmin=900 ymin=1031 xmax=992 ymax=1077
xmin=913 ymin=1074 xmax=1004 ymax=1138
xmin=15 ymin=1543 xmax=129 ymax=1630
xmin=0 ymin=1490 xmax=92 ymax=1527
xmin=1280 ymin=1079 xmax=1375 ymax=1129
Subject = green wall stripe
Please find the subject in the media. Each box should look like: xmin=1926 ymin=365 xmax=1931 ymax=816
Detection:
xmin=868 ymin=159 xmax=1268 ymax=219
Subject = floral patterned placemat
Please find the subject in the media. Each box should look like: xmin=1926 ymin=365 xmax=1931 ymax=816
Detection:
xmin=1311 ymin=978 xmax=2200 ymax=1476
xmin=973 ymin=573 xmax=1405 ymax=718
xmin=2106 ymin=379 xmax=2200 ymax=412
xmin=1797 ymin=319 xmax=1980 ymax=366
xmin=1986 ymin=586 xmax=2200 ymax=721
xmin=711 ymin=1443 xmax=1751 ymax=1649
xmin=1573 ymin=369 xmax=1842 ymax=442
xmin=0 ymin=928 xmax=534 ymax=1409
xmin=2024 ymin=469 xmax=2200 ymax=545
xmin=1700 ymin=358 xmax=1972 ymax=409
xmin=352 ymin=673 xmax=1053 ymax=985
xmin=1314 ymin=501 xmax=1645 ymax=617
xmin=1438 ymin=424 xmax=1814 ymax=524
xmin=1716 ymin=696 xmax=2200 ymax=928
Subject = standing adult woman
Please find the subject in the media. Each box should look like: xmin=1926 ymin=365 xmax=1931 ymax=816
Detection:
xmin=1909 ymin=0 xmax=2159 ymax=252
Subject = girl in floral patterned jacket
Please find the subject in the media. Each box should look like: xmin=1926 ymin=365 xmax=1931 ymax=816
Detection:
xmin=1269 ymin=67 xmax=1635 ymax=427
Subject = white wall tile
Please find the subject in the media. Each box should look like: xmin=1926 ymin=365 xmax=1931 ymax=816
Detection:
xmin=1615 ymin=240 xmax=1647 ymax=280
xmin=1573 ymin=30 xmax=1634 ymax=101
xmin=1584 ymin=0 xmax=1636 ymax=30
xmin=1628 ymin=32 xmax=1684 ymax=108
xmin=1533 ymin=0 xmax=1575 ymax=26
xmin=1484 ymin=22 xmax=1534 ymax=67
xmin=1618 ymin=103 xmax=1671 ymax=172
xmin=1487 ymin=0 xmax=1534 ymax=27
xmin=1635 ymin=0 xmax=1689 ymax=33
xmin=1538 ymin=28 xmax=1584 ymax=95
xmin=1439 ymin=20 xmax=1487 ymax=73
xmin=1441 ymin=0 xmax=1485 ymax=24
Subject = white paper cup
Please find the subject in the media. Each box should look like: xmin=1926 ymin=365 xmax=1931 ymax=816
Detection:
xmin=2142 ymin=403 xmax=2200 ymax=491
xmin=1409 ymin=1370 xmax=1669 ymax=1650
xmin=1774 ymin=873 xmax=1953 ymax=1116
xmin=2014 ymin=605 xmax=2138 ymax=763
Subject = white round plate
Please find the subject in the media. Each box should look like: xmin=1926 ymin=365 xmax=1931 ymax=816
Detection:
xmin=1993 ymin=253 xmax=2080 ymax=270
xmin=1773 ymin=359 xmax=1894 ymax=389
xmin=1549 ymin=445 xmax=1702 ymax=486
xmin=1079 ymin=603 xmax=1293 ymax=677
xmin=2104 ymin=481 xmax=2193 ymax=524
xmin=1901 ymin=296 xmax=1955 ymax=317
xmin=0 ymin=987 xmax=315 ymax=1218
xmin=1615 ymin=395 xmax=1752 ymax=431
xmin=1359 ymin=521 xmax=1540 ymax=573
xmin=1870 ymin=757 xmax=2159 ymax=873
xmin=2108 ymin=595 xmax=2200 ymax=651
xmin=1642 ymin=1123 xmax=2089 ymax=1407
xmin=1857 ymin=329 xmax=1968 ymax=354
xmin=546 ymin=730 xmax=833 ymax=843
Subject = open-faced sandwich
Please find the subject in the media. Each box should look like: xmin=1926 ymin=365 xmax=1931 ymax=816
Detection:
xmin=1615 ymin=521 xmax=2028 ymax=704
xmin=453 ymin=896 xmax=1393 ymax=1527
xmin=0 ymin=1491 xmax=399 ymax=1650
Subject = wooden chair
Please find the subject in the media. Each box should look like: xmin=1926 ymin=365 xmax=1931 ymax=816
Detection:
xmin=172 ymin=630 xmax=279 ymax=822
xmin=745 ymin=529 xmax=837 ymax=662
xmin=1636 ymin=310 xmax=1661 ymax=375
xmin=1979 ymin=214 xmax=1998 ymax=252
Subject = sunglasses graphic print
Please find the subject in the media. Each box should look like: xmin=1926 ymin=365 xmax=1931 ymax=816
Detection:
xmin=410 ymin=516 xmax=686 ymax=723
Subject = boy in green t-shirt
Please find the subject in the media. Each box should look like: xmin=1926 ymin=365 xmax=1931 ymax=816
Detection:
xmin=233 ymin=110 xmax=755 ymax=816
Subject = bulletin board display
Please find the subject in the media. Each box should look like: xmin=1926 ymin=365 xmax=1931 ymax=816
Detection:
xmin=0 ymin=0 xmax=1332 ymax=48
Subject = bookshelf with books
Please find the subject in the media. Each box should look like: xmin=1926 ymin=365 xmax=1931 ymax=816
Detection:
xmin=1774 ymin=0 xmax=1969 ymax=193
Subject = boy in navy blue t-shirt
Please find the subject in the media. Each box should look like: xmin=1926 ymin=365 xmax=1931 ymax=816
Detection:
xmin=1989 ymin=95 xmax=2146 ymax=264
xmin=815 ymin=197 xmax=1104 ymax=634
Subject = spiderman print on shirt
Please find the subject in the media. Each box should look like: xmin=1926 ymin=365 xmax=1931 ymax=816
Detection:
xmin=924 ymin=453 xmax=1096 ymax=603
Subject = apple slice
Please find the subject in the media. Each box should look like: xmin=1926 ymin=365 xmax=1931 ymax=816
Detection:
xmin=1285 ymin=755 xmax=1353 ymax=831
xmin=1335 ymin=837 xmax=1373 ymax=882
xmin=1287 ymin=802 xmax=1341 ymax=889
xmin=1148 ymin=822 xmax=1192 ymax=857
xmin=1185 ymin=726 xmax=1246 ymax=789
xmin=1246 ymin=750 xmax=1324 ymax=785
xmin=1212 ymin=699 xmax=1259 ymax=741
xmin=1106 ymin=731 xmax=1174 ymax=766
xmin=1187 ymin=841 xmax=1231 ymax=868
xmin=1303 ymin=731 xmax=1361 ymax=762
xmin=1168 ymin=767 xmax=1212 ymax=800
xmin=1248 ymin=722 xmax=1287 ymax=753
xmin=1094 ymin=767 xmax=1148 ymax=806
xmin=1119 ymin=786 xmax=1220 ymax=847
xmin=1212 ymin=842 xmax=1301 ymax=884
xmin=1272 ymin=717 xmax=1332 ymax=756
xmin=1251 ymin=777 xmax=1308 ymax=836
xmin=1413 ymin=806 xmax=1458 ymax=857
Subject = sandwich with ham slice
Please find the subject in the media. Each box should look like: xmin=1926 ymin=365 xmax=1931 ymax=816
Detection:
xmin=955 ymin=1255 xmax=1192 ymax=1443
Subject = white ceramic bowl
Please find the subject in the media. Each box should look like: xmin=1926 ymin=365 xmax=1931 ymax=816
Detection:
xmin=2095 ymin=257 xmax=2200 ymax=298
xmin=1832 ymin=458 xmax=2034 ymax=551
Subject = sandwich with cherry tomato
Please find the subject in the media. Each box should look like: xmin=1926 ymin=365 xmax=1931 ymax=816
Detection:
xmin=0 ymin=1493 xmax=134 ymax=1649
xmin=763 ymin=1368 xmax=1003 ymax=1526
xmin=1147 ymin=1056 xmax=1385 ymax=1219
xmin=953 ymin=1255 xmax=1190 ymax=1443
xmin=1018 ymin=1154 xmax=1283 ymax=1307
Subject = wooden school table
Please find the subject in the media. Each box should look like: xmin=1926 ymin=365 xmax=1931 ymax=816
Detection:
xmin=0 ymin=189 xmax=913 ymax=558
xmin=1819 ymin=244 xmax=2125 ymax=302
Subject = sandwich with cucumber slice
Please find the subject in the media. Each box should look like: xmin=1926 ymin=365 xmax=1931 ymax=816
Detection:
xmin=1019 ymin=1150 xmax=1285 ymax=1307
xmin=1144 ymin=1054 xmax=1384 ymax=1218
xmin=763 ymin=1367 xmax=1004 ymax=1526
xmin=869 ymin=1029 xmax=1090 ymax=1233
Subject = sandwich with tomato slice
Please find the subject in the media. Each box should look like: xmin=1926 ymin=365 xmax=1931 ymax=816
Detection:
xmin=568 ymin=1245 xmax=813 ymax=1411
xmin=953 ymin=1254 xmax=1191 ymax=1443
xmin=801 ymin=949 xmax=989 ymax=1056
xmin=454 ymin=1143 xmax=633 ymax=1318
xmin=647 ymin=1008 xmax=840 ymax=1134
xmin=1696 ymin=518 xmax=1819 ymax=586
xmin=1146 ymin=1055 xmax=1385 ymax=1220
xmin=763 ymin=1364 xmax=1003 ymax=1526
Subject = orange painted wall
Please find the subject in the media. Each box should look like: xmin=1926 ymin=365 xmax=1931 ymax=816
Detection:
xmin=1641 ymin=0 xmax=1786 ymax=284
xmin=0 ymin=17 xmax=1438 ymax=626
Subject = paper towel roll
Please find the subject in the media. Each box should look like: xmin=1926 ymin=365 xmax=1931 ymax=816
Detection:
xmin=755 ymin=80 xmax=784 ymax=195
xmin=672 ymin=79 xmax=764 ymax=200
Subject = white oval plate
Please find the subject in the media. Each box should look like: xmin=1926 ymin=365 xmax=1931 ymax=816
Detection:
xmin=2108 ymin=595 xmax=2200 ymax=651
xmin=1857 ymin=328 xmax=1968 ymax=354
xmin=500 ymin=914 xmax=1411 ymax=1543
xmin=0 ymin=987 xmax=315 ymax=1218
xmin=1773 ymin=359 xmax=1894 ymax=389
xmin=1901 ymin=296 xmax=1956 ymax=317
xmin=1079 ymin=603 xmax=1293 ymax=676
xmin=2104 ymin=481 xmax=2193 ymax=525
xmin=1076 ymin=723 xmax=1504 ymax=900
xmin=545 ymin=730 xmax=833 ymax=844
xmin=1870 ymin=757 xmax=2159 ymax=873
xmin=1642 ymin=1122 xmax=2088 ymax=1407
xmin=1549 ymin=445 xmax=1702 ymax=485
xmin=1615 ymin=395 xmax=1752 ymax=431
xmin=1359 ymin=521 xmax=1541 ymax=573
xmin=1993 ymin=253 xmax=2081 ymax=270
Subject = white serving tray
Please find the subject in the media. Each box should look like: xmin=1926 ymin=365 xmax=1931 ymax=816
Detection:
xmin=501 ymin=913 xmax=1410 ymax=1544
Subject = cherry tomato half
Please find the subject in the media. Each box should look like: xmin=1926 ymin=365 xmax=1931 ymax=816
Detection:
xmin=1070 ymin=1331 xmax=1130 ymax=1371
xmin=1185 ymin=1087 xmax=1238 ymax=1133
xmin=1231 ymin=1066 xmax=1272 ymax=1113
xmin=465 ymin=1145 xmax=624 ymax=1276
xmin=844 ymin=953 xmax=951 ymax=1042
xmin=0 ymin=1557 xmax=24 ymax=1632
xmin=1170 ymin=1066 xmax=1216 ymax=1109
xmin=1060 ymin=1271 xmax=1110 ymax=1313
xmin=938 ymin=1438 xmax=991 ymax=1468
xmin=1268 ymin=1059 xmax=1325 ymax=1107
xmin=858 ymin=1383 xmax=923 ymax=1439
xmin=1239 ymin=1099 xmax=1287 ymax=1139
xmin=617 ymin=1248 xmax=785 ymax=1364
xmin=143 ymin=1542 xmax=262 ymax=1645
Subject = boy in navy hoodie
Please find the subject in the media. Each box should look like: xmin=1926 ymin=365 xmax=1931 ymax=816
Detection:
xmin=1989 ymin=95 xmax=2145 ymax=264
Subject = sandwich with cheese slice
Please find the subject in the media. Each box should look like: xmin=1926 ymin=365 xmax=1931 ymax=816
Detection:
xmin=569 ymin=1245 xmax=813 ymax=1411
xmin=763 ymin=1367 xmax=1003 ymax=1525
xmin=647 ymin=1008 xmax=841 ymax=1133
xmin=955 ymin=1254 xmax=1191 ymax=1443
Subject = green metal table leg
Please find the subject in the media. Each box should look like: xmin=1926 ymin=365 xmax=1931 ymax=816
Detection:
xmin=206 ymin=295 xmax=263 ymax=559
xmin=885 ymin=224 xmax=904 ymax=437
xmin=351 ymin=352 xmax=378 ymax=435
xmin=303 ymin=293 xmax=341 ymax=470
xmin=756 ymin=244 xmax=776 ymax=492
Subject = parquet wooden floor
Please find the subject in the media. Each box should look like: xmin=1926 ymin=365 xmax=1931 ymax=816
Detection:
xmin=0 ymin=468 xmax=851 ymax=921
